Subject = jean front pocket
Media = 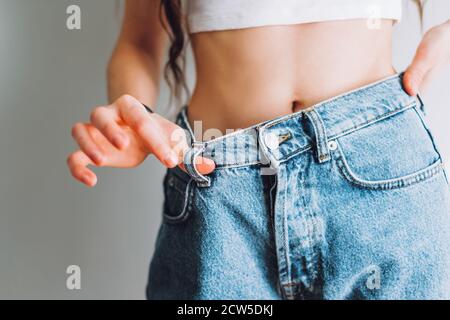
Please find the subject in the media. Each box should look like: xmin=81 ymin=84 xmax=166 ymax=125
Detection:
xmin=162 ymin=167 xmax=195 ymax=224
xmin=332 ymin=106 xmax=445 ymax=190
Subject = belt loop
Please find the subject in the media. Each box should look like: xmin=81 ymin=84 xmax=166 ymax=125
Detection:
xmin=183 ymin=141 xmax=211 ymax=188
xmin=304 ymin=109 xmax=331 ymax=163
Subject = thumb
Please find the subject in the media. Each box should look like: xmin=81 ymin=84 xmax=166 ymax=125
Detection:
xmin=403 ymin=45 xmax=434 ymax=96
xmin=167 ymin=126 xmax=216 ymax=175
xmin=178 ymin=156 xmax=216 ymax=175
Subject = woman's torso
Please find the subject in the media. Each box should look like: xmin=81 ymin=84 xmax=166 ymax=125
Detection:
xmin=185 ymin=5 xmax=398 ymax=137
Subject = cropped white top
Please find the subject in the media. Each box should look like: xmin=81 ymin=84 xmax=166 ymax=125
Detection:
xmin=186 ymin=0 xmax=402 ymax=34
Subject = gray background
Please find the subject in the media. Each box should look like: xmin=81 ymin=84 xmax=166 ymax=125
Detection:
xmin=0 ymin=0 xmax=449 ymax=299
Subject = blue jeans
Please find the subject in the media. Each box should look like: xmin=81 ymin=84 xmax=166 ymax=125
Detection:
xmin=146 ymin=74 xmax=450 ymax=300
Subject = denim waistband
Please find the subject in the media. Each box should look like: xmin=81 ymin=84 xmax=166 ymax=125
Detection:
xmin=176 ymin=73 xmax=422 ymax=171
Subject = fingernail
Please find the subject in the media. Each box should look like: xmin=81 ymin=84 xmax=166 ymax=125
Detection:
xmin=204 ymin=157 xmax=215 ymax=166
xmin=164 ymin=152 xmax=179 ymax=167
xmin=196 ymin=157 xmax=215 ymax=167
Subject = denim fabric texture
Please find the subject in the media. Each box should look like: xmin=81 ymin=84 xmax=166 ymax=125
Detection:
xmin=147 ymin=74 xmax=450 ymax=300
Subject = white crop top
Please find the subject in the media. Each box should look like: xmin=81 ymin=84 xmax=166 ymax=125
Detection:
xmin=186 ymin=0 xmax=402 ymax=34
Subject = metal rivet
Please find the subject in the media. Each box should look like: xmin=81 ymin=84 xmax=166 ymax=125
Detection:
xmin=278 ymin=132 xmax=292 ymax=145
xmin=328 ymin=140 xmax=337 ymax=151
xmin=265 ymin=132 xmax=279 ymax=150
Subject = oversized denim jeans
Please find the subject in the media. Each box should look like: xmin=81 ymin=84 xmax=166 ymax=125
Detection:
xmin=147 ymin=74 xmax=450 ymax=300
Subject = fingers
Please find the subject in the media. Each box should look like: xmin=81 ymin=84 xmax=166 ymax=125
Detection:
xmin=115 ymin=95 xmax=179 ymax=167
xmin=194 ymin=157 xmax=216 ymax=174
xmin=167 ymin=126 xmax=216 ymax=174
xmin=404 ymin=45 xmax=432 ymax=96
xmin=90 ymin=106 xmax=129 ymax=149
xmin=178 ymin=156 xmax=216 ymax=175
xmin=69 ymin=94 xmax=216 ymax=188
xmin=67 ymin=150 xmax=97 ymax=187
xmin=402 ymin=23 xmax=448 ymax=97
xmin=71 ymin=122 xmax=105 ymax=166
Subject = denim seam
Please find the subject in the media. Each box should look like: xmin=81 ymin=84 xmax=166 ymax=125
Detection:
xmin=168 ymin=173 xmax=191 ymax=194
xmin=297 ymin=170 xmax=316 ymax=287
xmin=268 ymin=177 xmax=277 ymax=238
xmin=207 ymin=100 xmax=416 ymax=170
xmin=305 ymin=109 xmax=331 ymax=163
xmin=412 ymin=105 xmax=444 ymax=162
xmin=277 ymin=101 xmax=417 ymax=165
xmin=282 ymin=172 xmax=293 ymax=288
xmin=267 ymin=176 xmax=283 ymax=295
xmin=183 ymin=93 xmax=416 ymax=172
xmin=214 ymin=161 xmax=261 ymax=170
xmin=303 ymin=208 xmax=318 ymax=283
xmin=170 ymin=184 xmax=188 ymax=195
xmin=163 ymin=179 xmax=194 ymax=223
xmin=328 ymin=101 xmax=417 ymax=141
xmin=183 ymin=86 xmax=415 ymax=171
xmin=299 ymin=166 xmax=323 ymax=287
xmin=334 ymin=141 xmax=445 ymax=190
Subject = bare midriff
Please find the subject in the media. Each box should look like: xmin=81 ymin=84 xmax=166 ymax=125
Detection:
xmin=187 ymin=19 xmax=397 ymax=139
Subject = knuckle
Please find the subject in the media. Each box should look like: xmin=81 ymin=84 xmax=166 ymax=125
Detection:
xmin=151 ymin=141 xmax=164 ymax=153
xmin=79 ymin=140 xmax=94 ymax=154
xmin=103 ymin=123 xmax=116 ymax=137
xmin=152 ymin=142 xmax=170 ymax=159
xmin=135 ymin=118 xmax=150 ymax=135
xmin=90 ymin=106 xmax=106 ymax=123
xmin=94 ymin=156 xmax=105 ymax=167
xmin=118 ymin=94 xmax=136 ymax=108
xmin=168 ymin=127 xmax=187 ymax=144
xmin=85 ymin=146 xmax=98 ymax=157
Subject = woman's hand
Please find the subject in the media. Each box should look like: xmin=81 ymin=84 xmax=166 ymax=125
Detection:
xmin=67 ymin=95 xmax=215 ymax=187
xmin=403 ymin=20 xmax=450 ymax=96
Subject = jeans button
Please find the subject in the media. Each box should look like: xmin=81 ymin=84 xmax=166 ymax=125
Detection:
xmin=265 ymin=132 xmax=279 ymax=150
xmin=328 ymin=140 xmax=337 ymax=151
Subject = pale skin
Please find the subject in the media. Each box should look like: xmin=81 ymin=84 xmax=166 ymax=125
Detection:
xmin=68 ymin=0 xmax=450 ymax=187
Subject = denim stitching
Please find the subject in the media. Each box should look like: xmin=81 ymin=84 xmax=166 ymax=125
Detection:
xmin=334 ymin=141 xmax=444 ymax=190
xmin=412 ymin=105 xmax=444 ymax=161
xmin=182 ymin=92 xmax=416 ymax=170
xmin=297 ymin=168 xmax=316 ymax=287
xmin=163 ymin=179 xmax=195 ymax=223
xmin=329 ymin=101 xmax=417 ymax=141
xmin=304 ymin=109 xmax=330 ymax=163
xmin=179 ymin=75 xmax=407 ymax=155
xmin=300 ymin=161 xmax=323 ymax=286
xmin=268 ymin=176 xmax=277 ymax=237
xmin=283 ymin=174 xmax=292 ymax=285
xmin=277 ymin=101 xmax=417 ymax=165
